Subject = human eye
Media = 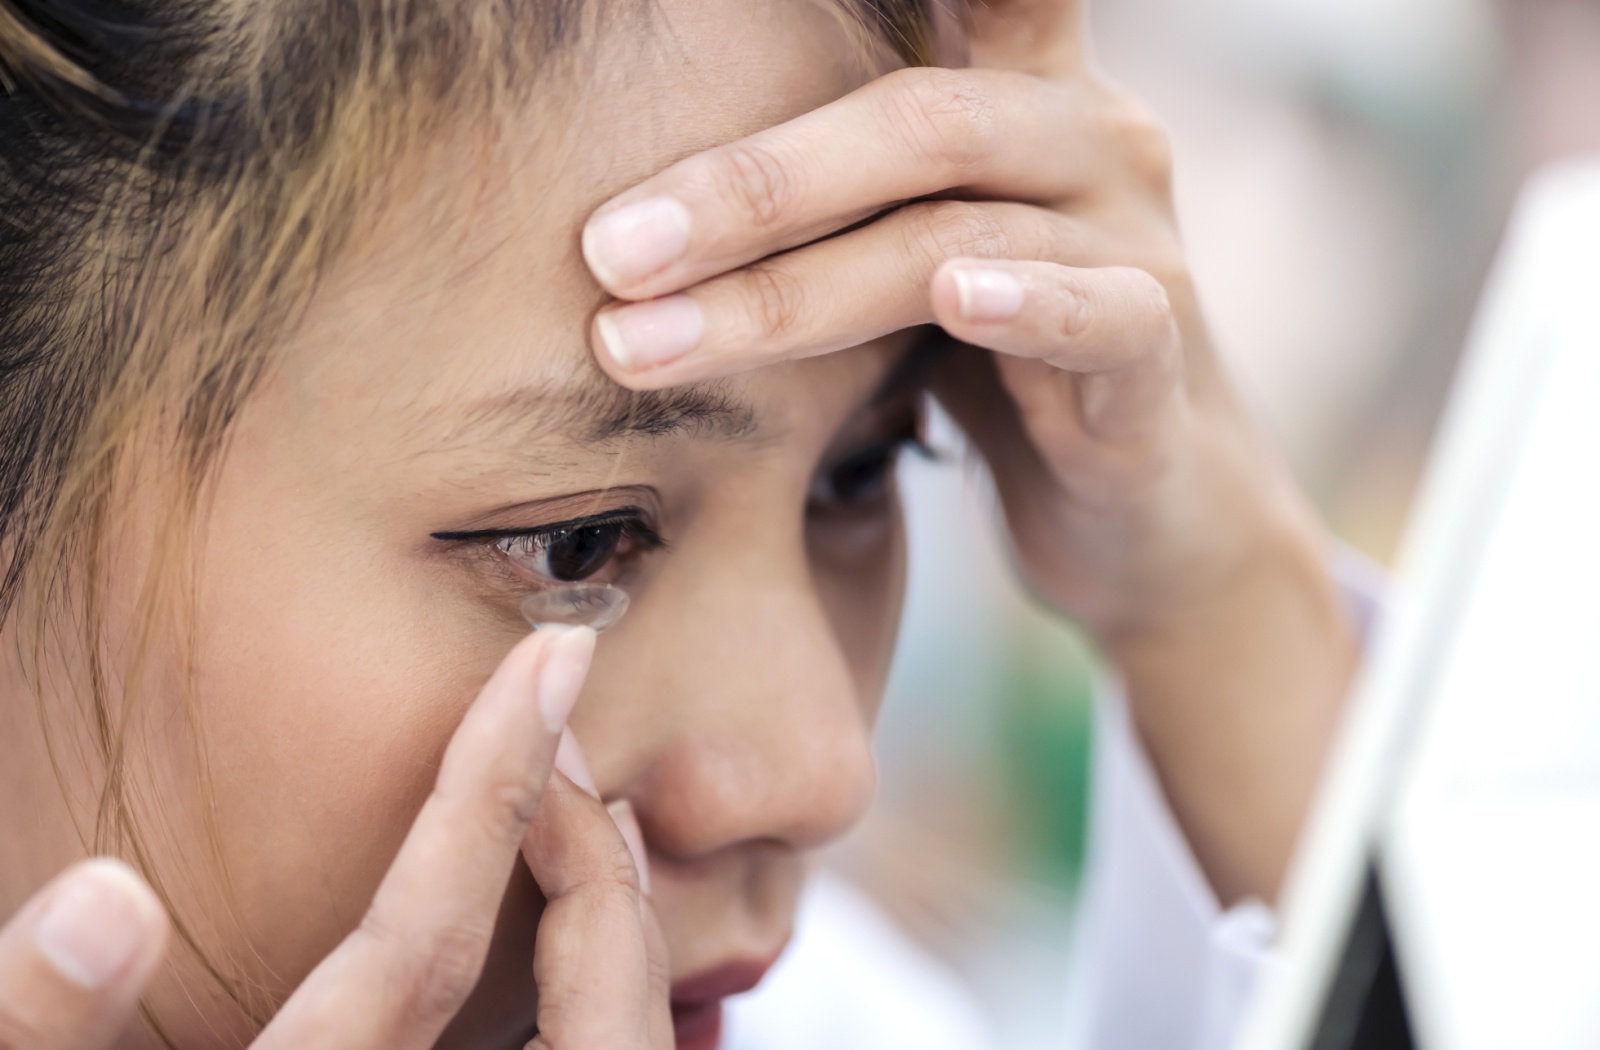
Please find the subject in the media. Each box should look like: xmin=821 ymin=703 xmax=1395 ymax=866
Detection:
xmin=490 ymin=509 xmax=665 ymax=586
xmin=807 ymin=412 xmax=934 ymax=516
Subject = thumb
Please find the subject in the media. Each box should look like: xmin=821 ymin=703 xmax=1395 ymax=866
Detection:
xmin=0 ymin=858 xmax=169 ymax=1050
xmin=522 ymin=775 xmax=671 ymax=1050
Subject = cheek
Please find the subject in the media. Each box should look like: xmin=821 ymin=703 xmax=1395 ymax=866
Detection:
xmin=194 ymin=592 xmax=471 ymax=981
xmin=181 ymin=512 xmax=502 ymax=993
xmin=808 ymin=499 xmax=908 ymax=718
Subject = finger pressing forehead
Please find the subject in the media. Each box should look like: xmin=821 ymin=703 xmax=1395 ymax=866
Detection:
xmin=579 ymin=67 xmax=1107 ymax=303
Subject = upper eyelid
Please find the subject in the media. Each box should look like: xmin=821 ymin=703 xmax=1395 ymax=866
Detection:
xmin=821 ymin=396 xmax=925 ymax=460
xmin=823 ymin=430 xmax=931 ymax=471
xmin=430 ymin=506 xmax=654 ymax=543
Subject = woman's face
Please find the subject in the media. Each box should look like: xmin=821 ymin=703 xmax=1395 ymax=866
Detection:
xmin=24 ymin=2 xmax=919 ymax=1046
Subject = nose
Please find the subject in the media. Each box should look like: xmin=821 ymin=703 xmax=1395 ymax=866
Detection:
xmin=627 ymin=553 xmax=878 ymax=860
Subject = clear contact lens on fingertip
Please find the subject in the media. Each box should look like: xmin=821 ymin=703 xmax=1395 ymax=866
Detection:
xmin=521 ymin=583 xmax=630 ymax=634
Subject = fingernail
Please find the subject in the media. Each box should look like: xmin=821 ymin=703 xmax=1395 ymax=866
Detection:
xmin=583 ymin=196 xmax=692 ymax=288
xmin=35 ymin=859 xmax=157 ymax=988
xmin=953 ymin=268 xmax=1024 ymax=322
xmin=607 ymin=799 xmax=652 ymax=896
xmin=595 ymin=295 xmax=704 ymax=372
xmin=537 ymin=625 xmax=596 ymax=733
xmin=555 ymin=728 xmax=600 ymax=799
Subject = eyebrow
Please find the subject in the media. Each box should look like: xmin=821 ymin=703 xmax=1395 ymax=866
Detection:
xmin=442 ymin=371 xmax=759 ymax=450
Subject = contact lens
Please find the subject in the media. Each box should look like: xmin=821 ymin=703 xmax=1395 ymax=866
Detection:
xmin=520 ymin=583 xmax=630 ymax=633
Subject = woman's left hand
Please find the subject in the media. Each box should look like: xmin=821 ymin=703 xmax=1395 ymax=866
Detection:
xmin=579 ymin=0 xmax=1358 ymax=905
xmin=578 ymin=0 xmax=1253 ymax=637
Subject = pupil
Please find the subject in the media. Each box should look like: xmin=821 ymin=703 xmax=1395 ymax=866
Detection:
xmin=547 ymin=524 xmax=621 ymax=581
xmin=830 ymin=448 xmax=894 ymax=503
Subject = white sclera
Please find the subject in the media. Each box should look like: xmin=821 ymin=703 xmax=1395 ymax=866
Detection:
xmin=520 ymin=583 xmax=630 ymax=633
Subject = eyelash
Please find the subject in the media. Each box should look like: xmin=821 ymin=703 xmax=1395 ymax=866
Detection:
xmin=808 ymin=427 xmax=935 ymax=511
xmin=436 ymin=509 xmax=666 ymax=587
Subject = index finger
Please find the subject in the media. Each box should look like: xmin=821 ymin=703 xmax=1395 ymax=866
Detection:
xmin=580 ymin=66 xmax=1090 ymax=301
xmin=252 ymin=625 xmax=595 ymax=1050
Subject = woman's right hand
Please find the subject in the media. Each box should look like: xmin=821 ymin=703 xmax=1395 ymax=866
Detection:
xmin=0 ymin=624 xmax=670 ymax=1050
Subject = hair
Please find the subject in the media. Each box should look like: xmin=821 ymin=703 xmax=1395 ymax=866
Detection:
xmin=0 ymin=0 xmax=935 ymax=1036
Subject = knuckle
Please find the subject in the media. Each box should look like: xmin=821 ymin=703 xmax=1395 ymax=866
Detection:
xmin=411 ymin=926 xmax=490 ymax=1022
xmin=1056 ymin=277 xmax=1095 ymax=341
xmin=740 ymin=262 xmax=807 ymax=342
xmin=484 ymin=773 xmax=544 ymax=831
xmin=1115 ymin=268 xmax=1182 ymax=369
xmin=1128 ymin=267 xmax=1175 ymax=321
xmin=886 ymin=67 xmax=998 ymax=176
xmin=366 ymin=916 xmax=492 ymax=1026
xmin=1110 ymin=100 xmax=1174 ymax=187
xmin=713 ymin=141 xmax=797 ymax=229
xmin=910 ymin=202 xmax=1012 ymax=267
xmin=1140 ymin=246 xmax=1190 ymax=297
xmin=1015 ymin=205 xmax=1067 ymax=260
xmin=601 ymin=840 xmax=645 ymax=894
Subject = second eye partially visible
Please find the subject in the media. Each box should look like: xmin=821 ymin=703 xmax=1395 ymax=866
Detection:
xmin=807 ymin=400 xmax=935 ymax=516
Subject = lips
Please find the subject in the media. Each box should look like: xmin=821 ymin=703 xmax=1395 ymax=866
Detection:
xmin=671 ymin=956 xmax=780 ymax=1050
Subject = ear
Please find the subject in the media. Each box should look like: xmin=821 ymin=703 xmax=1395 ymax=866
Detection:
xmin=955 ymin=0 xmax=1089 ymax=76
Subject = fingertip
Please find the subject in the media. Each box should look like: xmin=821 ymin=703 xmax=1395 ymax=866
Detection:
xmin=593 ymin=310 xmax=634 ymax=371
xmin=500 ymin=624 xmax=554 ymax=680
xmin=554 ymin=728 xmax=601 ymax=799
xmin=588 ymin=313 xmax=693 ymax=393
xmin=35 ymin=859 xmax=167 ymax=990
xmin=580 ymin=195 xmax=692 ymax=296
xmin=939 ymin=261 xmax=1026 ymax=324
xmin=580 ymin=218 xmax=625 ymax=294
xmin=929 ymin=259 xmax=966 ymax=321
xmin=485 ymin=625 xmax=593 ymax=739
xmin=536 ymin=626 xmax=596 ymax=733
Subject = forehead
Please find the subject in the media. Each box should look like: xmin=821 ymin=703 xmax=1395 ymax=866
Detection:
xmin=276 ymin=0 xmax=878 ymax=438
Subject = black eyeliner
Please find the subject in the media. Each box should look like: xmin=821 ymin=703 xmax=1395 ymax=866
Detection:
xmin=431 ymin=506 xmax=662 ymax=545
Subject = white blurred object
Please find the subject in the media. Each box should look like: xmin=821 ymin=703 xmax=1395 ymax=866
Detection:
xmin=1237 ymin=156 xmax=1600 ymax=1050
xmin=1383 ymin=158 xmax=1600 ymax=1050
xmin=722 ymin=871 xmax=998 ymax=1050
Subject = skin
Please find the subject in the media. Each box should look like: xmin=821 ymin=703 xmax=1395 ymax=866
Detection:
xmin=0 ymin=0 xmax=1362 ymax=1046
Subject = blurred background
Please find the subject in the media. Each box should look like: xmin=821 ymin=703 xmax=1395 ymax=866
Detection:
xmin=828 ymin=0 xmax=1600 ymax=1045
